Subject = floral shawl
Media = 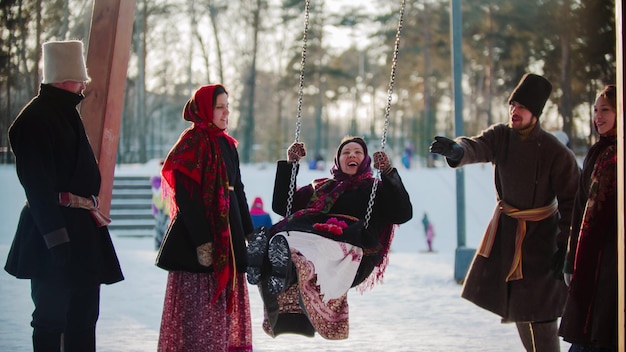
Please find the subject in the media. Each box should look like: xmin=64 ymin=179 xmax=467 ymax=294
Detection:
xmin=570 ymin=142 xmax=617 ymax=317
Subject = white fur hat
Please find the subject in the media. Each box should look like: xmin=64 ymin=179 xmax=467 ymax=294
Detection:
xmin=42 ymin=40 xmax=90 ymax=84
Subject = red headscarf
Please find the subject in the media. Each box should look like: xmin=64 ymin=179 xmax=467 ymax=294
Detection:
xmin=161 ymin=84 xmax=238 ymax=310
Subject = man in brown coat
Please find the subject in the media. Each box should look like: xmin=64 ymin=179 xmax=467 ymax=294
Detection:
xmin=430 ymin=73 xmax=580 ymax=351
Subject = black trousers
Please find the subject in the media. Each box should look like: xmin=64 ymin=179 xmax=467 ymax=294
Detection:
xmin=30 ymin=278 xmax=100 ymax=352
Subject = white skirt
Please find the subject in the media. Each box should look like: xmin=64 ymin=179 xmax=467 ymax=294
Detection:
xmin=277 ymin=230 xmax=363 ymax=302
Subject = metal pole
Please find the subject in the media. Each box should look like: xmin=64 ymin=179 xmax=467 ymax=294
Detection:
xmin=451 ymin=0 xmax=474 ymax=283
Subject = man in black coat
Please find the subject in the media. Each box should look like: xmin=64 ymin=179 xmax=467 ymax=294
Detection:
xmin=5 ymin=40 xmax=124 ymax=351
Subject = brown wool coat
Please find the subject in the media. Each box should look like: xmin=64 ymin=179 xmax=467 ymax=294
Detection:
xmin=452 ymin=123 xmax=580 ymax=322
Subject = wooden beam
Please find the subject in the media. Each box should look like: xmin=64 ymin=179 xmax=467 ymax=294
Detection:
xmin=80 ymin=0 xmax=135 ymax=216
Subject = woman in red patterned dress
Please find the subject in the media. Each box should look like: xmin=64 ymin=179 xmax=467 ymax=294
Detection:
xmin=156 ymin=84 xmax=254 ymax=352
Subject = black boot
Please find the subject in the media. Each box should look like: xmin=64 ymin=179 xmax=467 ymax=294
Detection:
xmin=32 ymin=329 xmax=61 ymax=352
xmin=247 ymin=226 xmax=269 ymax=285
xmin=267 ymin=234 xmax=293 ymax=295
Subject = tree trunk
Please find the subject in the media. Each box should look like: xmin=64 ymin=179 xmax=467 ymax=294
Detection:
xmin=423 ymin=1 xmax=432 ymax=162
xmin=238 ymin=0 xmax=262 ymax=163
xmin=559 ymin=0 xmax=573 ymax=139
xmin=137 ymin=0 xmax=147 ymax=162
xmin=208 ymin=1 xmax=224 ymax=84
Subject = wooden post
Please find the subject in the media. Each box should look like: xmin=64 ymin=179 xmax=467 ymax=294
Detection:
xmin=617 ymin=1 xmax=624 ymax=349
xmin=80 ymin=0 xmax=135 ymax=216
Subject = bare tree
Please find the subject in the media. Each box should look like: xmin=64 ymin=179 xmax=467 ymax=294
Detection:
xmin=207 ymin=0 xmax=228 ymax=84
xmin=236 ymin=0 xmax=266 ymax=163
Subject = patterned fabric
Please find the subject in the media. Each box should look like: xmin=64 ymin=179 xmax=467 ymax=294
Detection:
xmin=282 ymin=231 xmax=362 ymax=301
xmin=263 ymin=250 xmax=350 ymax=340
xmin=58 ymin=192 xmax=111 ymax=227
xmin=292 ymin=250 xmax=350 ymax=339
xmin=478 ymin=199 xmax=558 ymax=281
xmin=161 ymin=84 xmax=237 ymax=309
xmin=570 ymin=144 xmax=617 ymax=324
xmin=158 ymin=271 xmax=252 ymax=352
xmin=261 ymin=281 xmax=306 ymax=335
xmin=559 ymin=132 xmax=617 ymax=347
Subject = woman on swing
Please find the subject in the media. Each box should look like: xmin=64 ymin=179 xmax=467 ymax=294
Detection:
xmin=247 ymin=136 xmax=413 ymax=340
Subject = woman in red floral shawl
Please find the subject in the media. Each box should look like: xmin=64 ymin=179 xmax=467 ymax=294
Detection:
xmin=559 ymin=85 xmax=618 ymax=352
xmin=156 ymin=84 xmax=254 ymax=352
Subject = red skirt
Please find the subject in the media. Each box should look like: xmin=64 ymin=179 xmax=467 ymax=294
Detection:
xmin=158 ymin=271 xmax=252 ymax=352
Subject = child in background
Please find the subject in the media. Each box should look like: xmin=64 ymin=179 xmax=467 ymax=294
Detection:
xmin=250 ymin=196 xmax=273 ymax=229
xmin=151 ymin=174 xmax=170 ymax=250
xmin=426 ymin=222 xmax=435 ymax=252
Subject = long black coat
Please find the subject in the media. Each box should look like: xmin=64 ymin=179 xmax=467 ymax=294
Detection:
xmin=158 ymin=136 xmax=254 ymax=273
xmin=454 ymin=123 xmax=580 ymax=322
xmin=5 ymin=84 xmax=124 ymax=286
xmin=559 ymin=135 xmax=617 ymax=348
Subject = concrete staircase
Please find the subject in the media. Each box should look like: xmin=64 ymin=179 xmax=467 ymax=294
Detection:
xmin=109 ymin=175 xmax=155 ymax=237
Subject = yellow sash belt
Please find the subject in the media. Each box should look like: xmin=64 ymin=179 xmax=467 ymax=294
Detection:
xmin=477 ymin=199 xmax=558 ymax=281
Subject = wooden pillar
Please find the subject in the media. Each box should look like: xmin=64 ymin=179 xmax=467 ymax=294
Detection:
xmin=80 ymin=0 xmax=135 ymax=216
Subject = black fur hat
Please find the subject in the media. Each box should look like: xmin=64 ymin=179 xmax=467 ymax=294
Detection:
xmin=507 ymin=73 xmax=552 ymax=118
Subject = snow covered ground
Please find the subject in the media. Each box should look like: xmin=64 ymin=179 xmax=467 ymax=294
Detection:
xmin=0 ymin=160 xmax=572 ymax=351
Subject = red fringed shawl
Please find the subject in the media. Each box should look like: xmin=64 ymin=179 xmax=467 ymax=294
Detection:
xmin=161 ymin=84 xmax=238 ymax=311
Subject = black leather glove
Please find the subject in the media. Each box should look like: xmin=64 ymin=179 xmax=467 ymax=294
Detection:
xmin=551 ymin=245 xmax=566 ymax=280
xmin=50 ymin=242 xmax=71 ymax=269
xmin=429 ymin=136 xmax=464 ymax=161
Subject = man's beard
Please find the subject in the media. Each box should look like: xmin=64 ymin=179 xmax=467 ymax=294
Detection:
xmin=509 ymin=115 xmax=535 ymax=131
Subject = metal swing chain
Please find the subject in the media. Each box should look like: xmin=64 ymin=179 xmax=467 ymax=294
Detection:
xmin=364 ymin=0 xmax=406 ymax=229
xmin=285 ymin=0 xmax=311 ymax=219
